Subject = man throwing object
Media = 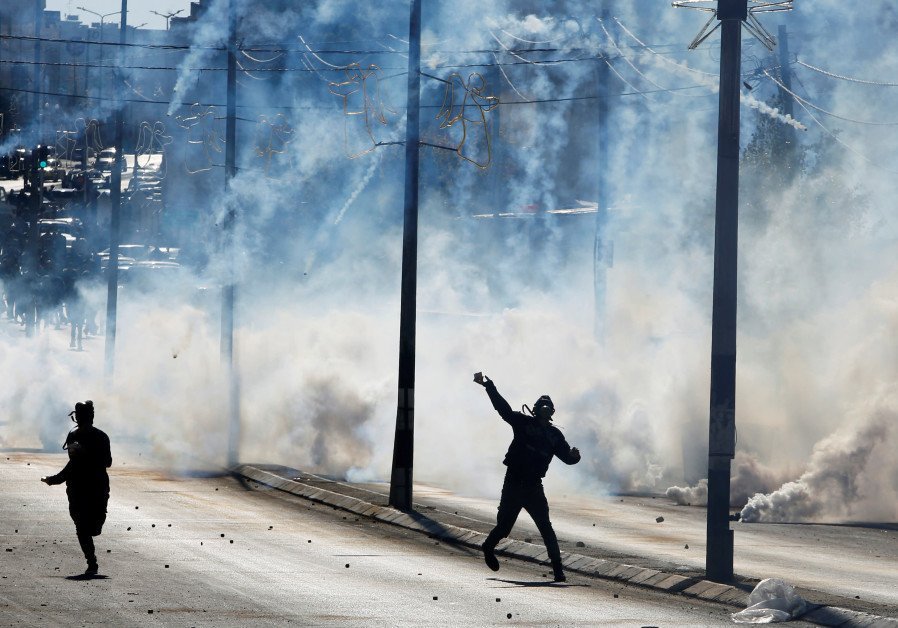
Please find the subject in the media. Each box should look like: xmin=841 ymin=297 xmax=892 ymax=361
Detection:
xmin=474 ymin=372 xmax=580 ymax=582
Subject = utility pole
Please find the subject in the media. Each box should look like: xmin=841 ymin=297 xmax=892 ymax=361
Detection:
xmin=677 ymin=0 xmax=791 ymax=583
xmin=222 ymin=0 xmax=240 ymax=468
xmin=104 ymin=0 xmax=127 ymax=381
xmin=32 ymin=0 xmax=42 ymax=144
xmin=25 ymin=0 xmax=44 ymax=338
xmin=704 ymin=0 xmax=743 ymax=583
xmin=776 ymin=25 xmax=797 ymax=174
xmin=388 ymin=0 xmax=422 ymax=512
xmin=776 ymin=25 xmax=794 ymax=118
xmin=594 ymin=10 xmax=613 ymax=344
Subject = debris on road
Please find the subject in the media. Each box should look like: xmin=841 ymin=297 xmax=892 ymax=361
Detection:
xmin=731 ymin=578 xmax=807 ymax=624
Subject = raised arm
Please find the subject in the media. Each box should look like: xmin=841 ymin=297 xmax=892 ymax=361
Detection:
xmin=474 ymin=372 xmax=518 ymax=425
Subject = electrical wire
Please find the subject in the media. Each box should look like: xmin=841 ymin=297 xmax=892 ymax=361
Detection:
xmin=491 ymin=51 xmax=532 ymax=103
xmin=796 ymin=59 xmax=898 ymax=87
xmin=0 ymin=81 xmax=710 ymax=116
xmin=763 ymin=69 xmax=898 ymax=126
xmin=235 ymin=57 xmax=269 ymax=81
xmin=0 ymin=33 xmax=220 ymax=51
xmin=598 ymin=18 xmax=676 ymax=95
xmin=602 ymin=58 xmax=650 ymax=100
xmin=612 ymin=17 xmax=718 ymax=80
xmin=489 ymin=30 xmax=565 ymax=68
xmin=0 ymin=57 xmax=407 ymax=73
xmin=786 ymin=88 xmax=898 ymax=175
xmin=240 ymin=49 xmax=285 ymax=64
xmin=497 ymin=27 xmax=558 ymax=46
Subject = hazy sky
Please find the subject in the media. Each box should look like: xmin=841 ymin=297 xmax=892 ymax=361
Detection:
xmin=45 ymin=0 xmax=194 ymax=31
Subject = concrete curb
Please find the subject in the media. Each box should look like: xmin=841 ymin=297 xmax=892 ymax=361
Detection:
xmin=234 ymin=465 xmax=898 ymax=628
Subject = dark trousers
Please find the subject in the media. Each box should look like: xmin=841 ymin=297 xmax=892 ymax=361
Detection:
xmin=75 ymin=526 xmax=96 ymax=566
xmin=69 ymin=495 xmax=107 ymax=566
xmin=483 ymin=473 xmax=562 ymax=568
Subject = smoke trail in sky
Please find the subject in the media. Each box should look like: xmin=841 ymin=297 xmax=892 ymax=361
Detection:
xmin=166 ymin=0 xmax=228 ymax=116
xmin=742 ymin=91 xmax=807 ymax=130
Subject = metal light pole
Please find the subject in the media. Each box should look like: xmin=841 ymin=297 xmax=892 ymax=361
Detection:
xmin=32 ymin=0 xmax=42 ymax=144
xmin=104 ymin=0 xmax=127 ymax=381
xmin=594 ymin=11 xmax=613 ymax=344
xmin=150 ymin=9 xmax=184 ymax=31
xmin=388 ymin=0 xmax=422 ymax=511
xmin=675 ymin=0 xmax=792 ymax=583
xmin=76 ymin=7 xmax=120 ymax=105
xmin=25 ymin=0 xmax=44 ymax=338
xmin=222 ymin=0 xmax=240 ymax=467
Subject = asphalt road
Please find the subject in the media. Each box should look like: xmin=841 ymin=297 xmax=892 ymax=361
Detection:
xmin=402 ymin=485 xmax=898 ymax=609
xmin=0 ymin=452 xmax=791 ymax=627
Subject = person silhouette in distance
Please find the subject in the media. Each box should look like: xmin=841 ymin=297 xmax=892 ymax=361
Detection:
xmin=41 ymin=400 xmax=111 ymax=576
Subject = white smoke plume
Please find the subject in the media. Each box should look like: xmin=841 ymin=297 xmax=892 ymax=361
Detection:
xmin=165 ymin=0 xmax=229 ymax=116
xmin=666 ymin=452 xmax=787 ymax=507
xmin=742 ymin=91 xmax=807 ymax=131
xmin=741 ymin=405 xmax=897 ymax=523
xmin=666 ymin=478 xmax=707 ymax=506
xmin=3 ymin=1 xmax=898 ymax=519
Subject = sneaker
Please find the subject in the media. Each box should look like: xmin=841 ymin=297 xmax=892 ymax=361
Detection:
xmin=553 ymin=569 xmax=566 ymax=583
xmin=85 ymin=563 xmax=98 ymax=576
xmin=483 ymin=547 xmax=500 ymax=572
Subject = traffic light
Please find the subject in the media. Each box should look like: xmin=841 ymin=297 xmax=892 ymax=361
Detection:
xmin=30 ymin=145 xmax=49 ymax=171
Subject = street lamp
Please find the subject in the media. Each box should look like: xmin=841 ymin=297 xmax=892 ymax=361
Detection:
xmin=76 ymin=6 xmax=121 ymax=38
xmin=76 ymin=7 xmax=121 ymax=103
xmin=150 ymin=9 xmax=184 ymax=30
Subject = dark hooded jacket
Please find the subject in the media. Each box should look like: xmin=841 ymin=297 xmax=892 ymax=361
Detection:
xmin=484 ymin=380 xmax=579 ymax=481
xmin=45 ymin=424 xmax=112 ymax=501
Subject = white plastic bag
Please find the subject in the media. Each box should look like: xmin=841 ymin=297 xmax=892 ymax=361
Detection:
xmin=731 ymin=578 xmax=807 ymax=624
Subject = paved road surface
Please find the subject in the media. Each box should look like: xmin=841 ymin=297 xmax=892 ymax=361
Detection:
xmin=401 ymin=484 xmax=898 ymax=609
xmin=0 ymin=452 xmax=799 ymax=627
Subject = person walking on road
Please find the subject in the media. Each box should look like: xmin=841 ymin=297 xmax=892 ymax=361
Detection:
xmin=474 ymin=372 xmax=581 ymax=582
xmin=41 ymin=401 xmax=112 ymax=576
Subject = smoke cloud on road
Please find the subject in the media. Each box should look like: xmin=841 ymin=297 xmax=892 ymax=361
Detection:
xmin=2 ymin=0 xmax=898 ymax=523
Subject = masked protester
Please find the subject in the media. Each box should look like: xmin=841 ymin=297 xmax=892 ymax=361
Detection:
xmin=474 ymin=372 xmax=581 ymax=582
xmin=41 ymin=401 xmax=112 ymax=576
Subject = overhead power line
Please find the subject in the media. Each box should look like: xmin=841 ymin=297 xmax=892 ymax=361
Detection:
xmin=796 ymin=59 xmax=898 ymax=87
xmin=0 ymin=33 xmax=216 ymax=51
xmin=762 ymin=69 xmax=898 ymax=126
xmin=0 ymin=81 xmax=711 ymax=113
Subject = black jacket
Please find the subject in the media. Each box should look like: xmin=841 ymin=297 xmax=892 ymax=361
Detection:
xmin=485 ymin=380 xmax=579 ymax=481
xmin=45 ymin=424 xmax=112 ymax=499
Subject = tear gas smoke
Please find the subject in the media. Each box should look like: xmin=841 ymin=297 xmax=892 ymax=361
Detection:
xmin=741 ymin=398 xmax=898 ymax=523
xmin=666 ymin=451 xmax=787 ymax=507
xmin=2 ymin=1 xmax=898 ymax=524
xmin=742 ymin=91 xmax=806 ymax=130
